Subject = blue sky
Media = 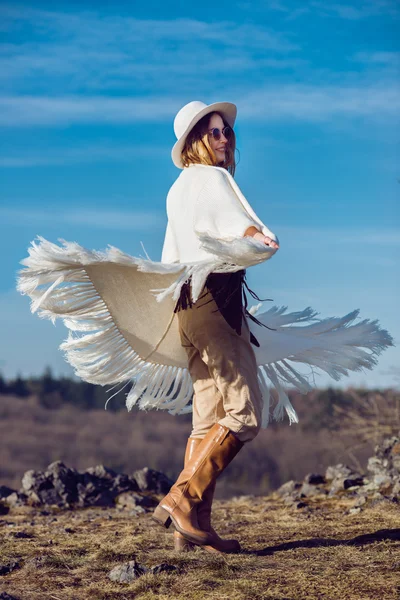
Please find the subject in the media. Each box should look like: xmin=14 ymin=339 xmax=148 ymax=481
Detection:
xmin=0 ymin=1 xmax=399 ymax=388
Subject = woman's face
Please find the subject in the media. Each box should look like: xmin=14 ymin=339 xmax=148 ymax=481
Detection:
xmin=207 ymin=113 xmax=229 ymax=164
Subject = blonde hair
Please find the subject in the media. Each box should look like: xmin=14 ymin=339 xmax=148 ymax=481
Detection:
xmin=181 ymin=111 xmax=237 ymax=177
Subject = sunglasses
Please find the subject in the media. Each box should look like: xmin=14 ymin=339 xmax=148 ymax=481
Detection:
xmin=207 ymin=126 xmax=233 ymax=141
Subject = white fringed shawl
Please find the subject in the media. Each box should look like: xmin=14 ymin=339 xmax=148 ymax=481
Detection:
xmin=16 ymin=232 xmax=393 ymax=427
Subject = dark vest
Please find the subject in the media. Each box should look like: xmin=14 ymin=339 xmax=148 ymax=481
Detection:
xmin=173 ymin=269 xmax=274 ymax=347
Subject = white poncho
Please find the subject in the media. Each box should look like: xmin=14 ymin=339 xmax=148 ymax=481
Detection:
xmin=16 ymin=166 xmax=393 ymax=427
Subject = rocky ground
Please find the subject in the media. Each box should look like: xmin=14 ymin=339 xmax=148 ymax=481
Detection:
xmin=0 ymin=435 xmax=399 ymax=599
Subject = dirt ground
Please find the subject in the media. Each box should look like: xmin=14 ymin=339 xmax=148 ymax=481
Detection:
xmin=1 ymin=493 xmax=399 ymax=600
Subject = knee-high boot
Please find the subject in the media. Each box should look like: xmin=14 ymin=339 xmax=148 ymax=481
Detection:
xmin=174 ymin=437 xmax=241 ymax=553
xmin=153 ymin=423 xmax=244 ymax=546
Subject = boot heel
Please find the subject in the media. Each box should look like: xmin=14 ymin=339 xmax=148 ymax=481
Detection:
xmin=153 ymin=505 xmax=172 ymax=528
xmin=174 ymin=532 xmax=195 ymax=552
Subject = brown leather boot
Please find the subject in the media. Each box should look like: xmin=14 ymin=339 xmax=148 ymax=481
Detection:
xmin=153 ymin=424 xmax=244 ymax=546
xmin=174 ymin=437 xmax=241 ymax=553
xmin=173 ymin=438 xmax=200 ymax=552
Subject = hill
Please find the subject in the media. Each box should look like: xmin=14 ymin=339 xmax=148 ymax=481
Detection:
xmin=1 ymin=389 xmax=399 ymax=498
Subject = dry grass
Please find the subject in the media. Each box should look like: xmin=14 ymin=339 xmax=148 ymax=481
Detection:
xmin=1 ymin=494 xmax=399 ymax=599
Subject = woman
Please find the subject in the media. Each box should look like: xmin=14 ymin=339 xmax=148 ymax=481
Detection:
xmin=16 ymin=100 xmax=393 ymax=556
xmin=153 ymin=100 xmax=280 ymax=554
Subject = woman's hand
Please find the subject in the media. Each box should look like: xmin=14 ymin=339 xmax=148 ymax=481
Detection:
xmin=253 ymin=231 xmax=279 ymax=249
xmin=244 ymin=226 xmax=279 ymax=249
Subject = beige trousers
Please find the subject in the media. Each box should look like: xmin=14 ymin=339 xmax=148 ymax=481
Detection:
xmin=177 ymin=284 xmax=263 ymax=443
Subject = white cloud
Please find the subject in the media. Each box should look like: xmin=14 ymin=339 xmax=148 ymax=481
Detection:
xmin=276 ymin=226 xmax=400 ymax=247
xmin=310 ymin=1 xmax=399 ymax=19
xmin=0 ymin=5 xmax=398 ymax=130
xmin=349 ymin=51 xmax=400 ymax=80
xmin=0 ymin=208 xmax=165 ymax=230
xmin=0 ymin=7 xmax=299 ymax=95
xmin=0 ymin=95 xmax=179 ymax=126
xmin=0 ymin=144 xmax=169 ymax=167
xmin=0 ymin=81 xmax=398 ymax=127
xmin=351 ymin=51 xmax=400 ymax=67
xmin=241 ymin=0 xmax=399 ymax=19
xmin=0 ymin=46 xmax=303 ymax=89
xmin=0 ymin=7 xmax=299 ymax=51
xmin=240 ymin=83 xmax=400 ymax=122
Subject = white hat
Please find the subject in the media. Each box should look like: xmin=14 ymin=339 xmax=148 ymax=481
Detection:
xmin=171 ymin=100 xmax=237 ymax=169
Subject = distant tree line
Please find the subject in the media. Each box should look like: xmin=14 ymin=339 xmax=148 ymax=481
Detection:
xmin=0 ymin=367 xmax=127 ymax=412
xmin=0 ymin=367 xmax=393 ymax=425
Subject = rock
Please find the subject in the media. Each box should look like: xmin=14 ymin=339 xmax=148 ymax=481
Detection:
xmin=76 ymin=466 xmax=139 ymax=508
xmin=328 ymin=479 xmax=346 ymax=496
xmin=150 ymin=563 xmax=178 ymax=575
xmin=343 ymin=477 xmax=364 ymax=490
xmin=275 ymin=433 xmax=400 ymax=513
xmin=328 ymin=474 xmax=364 ymax=496
xmin=128 ymin=506 xmax=147 ymax=516
xmin=13 ymin=531 xmax=34 ymax=539
xmin=348 ymin=507 xmax=361 ymax=515
xmin=75 ymin=485 xmax=114 ymax=508
xmin=0 ymin=503 xmax=9 ymax=516
xmin=108 ymin=559 xmax=177 ymax=582
xmin=10 ymin=460 xmax=166 ymax=512
xmin=362 ymin=480 xmax=380 ymax=493
xmin=283 ymin=496 xmax=297 ymax=506
xmin=4 ymin=492 xmax=27 ymax=508
xmin=392 ymin=442 xmax=400 ymax=470
xmin=368 ymin=435 xmax=400 ymax=481
xmin=0 ymin=486 xmax=16 ymax=499
xmin=325 ymin=464 xmax=355 ymax=481
xmin=299 ymin=483 xmax=327 ymax=498
xmin=114 ymin=473 xmax=140 ymax=493
xmin=47 ymin=461 xmax=83 ymax=505
xmin=353 ymin=495 xmax=367 ymax=508
xmin=372 ymin=474 xmax=392 ymax=490
xmin=133 ymin=467 xmax=173 ymax=495
xmin=391 ymin=479 xmax=400 ymax=500
xmin=85 ymin=465 xmax=118 ymax=480
xmin=108 ymin=560 xmax=147 ymax=583
xmin=0 ymin=560 xmax=20 ymax=576
xmin=0 ymin=593 xmax=21 ymax=600
xmin=367 ymin=457 xmax=384 ymax=476
xmin=115 ymin=492 xmax=156 ymax=511
xmin=304 ymin=473 xmax=326 ymax=485
xmin=20 ymin=461 xmax=144 ymax=509
xmin=21 ymin=462 xmax=79 ymax=507
xmin=25 ymin=556 xmax=48 ymax=570
xmin=276 ymin=480 xmax=302 ymax=497
xmin=368 ymin=492 xmax=387 ymax=508
xmin=21 ymin=469 xmax=36 ymax=492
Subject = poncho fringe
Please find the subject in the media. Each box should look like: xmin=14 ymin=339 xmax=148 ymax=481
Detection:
xmin=16 ymin=234 xmax=394 ymax=428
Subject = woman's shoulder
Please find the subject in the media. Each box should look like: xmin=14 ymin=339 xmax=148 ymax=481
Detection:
xmin=186 ymin=163 xmax=227 ymax=174
xmin=184 ymin=163 xmax=231 ymax=185
xmin=169 ymin=164 xmax=222 ymax=195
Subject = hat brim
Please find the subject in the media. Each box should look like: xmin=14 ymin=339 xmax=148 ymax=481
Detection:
xmin=171 ymin=101 xmax=237 ymax=169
